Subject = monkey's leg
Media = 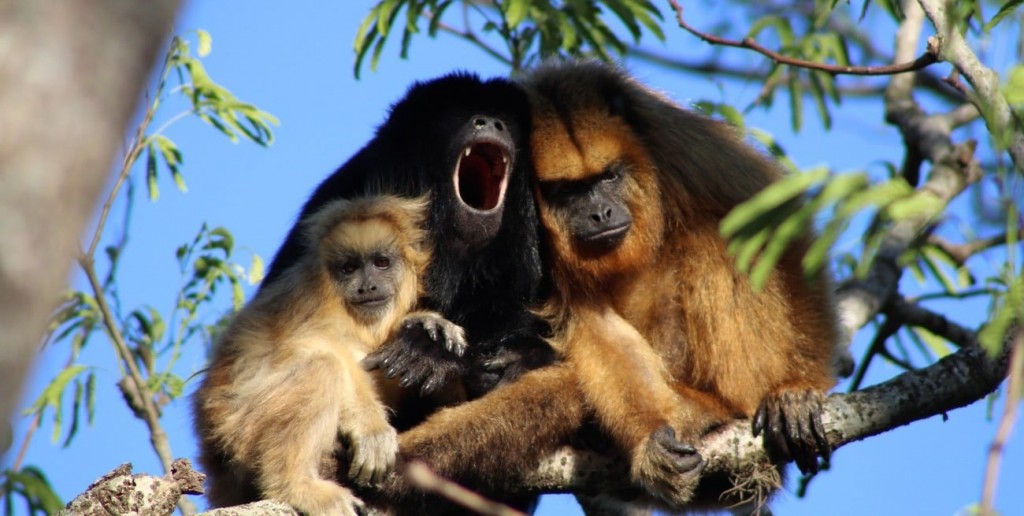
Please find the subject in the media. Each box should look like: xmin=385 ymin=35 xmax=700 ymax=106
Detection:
xmin=338 ymin=357 xmax=398 ymax=486
xmin=567 ymin=309 xmax=703 ymax=508
xmin=255 ymin=355 xmax=363 ymax=516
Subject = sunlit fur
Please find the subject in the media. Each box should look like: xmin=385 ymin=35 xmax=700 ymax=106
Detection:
xmin=524 ymin=60 xmax=839 ymax=508
xmin=193 ymin=195 xmax=439 ymax=515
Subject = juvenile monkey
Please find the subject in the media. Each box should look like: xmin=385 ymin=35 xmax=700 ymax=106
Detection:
xmin=192 ymin=195 xmax=466 ymax=515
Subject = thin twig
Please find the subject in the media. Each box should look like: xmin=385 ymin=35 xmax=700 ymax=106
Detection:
xmin=85 ymin=98 xmax=157 ymax=259
xmin=405 ymin=461 xmax=526 ymax=516
xmin=885 ymin=297 xmax=976 ymax=347
xmin=667 ymin=0 xmax=938 ymax=76
xmin=980 ymin=329 xmax=1023 ymax=515
xmin=928 ymin=232 xmax=1015 ymax=265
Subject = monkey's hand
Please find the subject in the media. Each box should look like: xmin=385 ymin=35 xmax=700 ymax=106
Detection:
xmin=362 ymin=313 xmax=467 ymax=397
xmin=348 ymin=425 xmax=399 ymax=486
xmin=474 ymin=335 xmax=557 ymax=392
xmin=402 ymin=312 xmax=468 ymax=356
xmin=753 ymin=388 xmax=830 ymax=474
xmin=630 ymin=425 xmax=704 ymax=507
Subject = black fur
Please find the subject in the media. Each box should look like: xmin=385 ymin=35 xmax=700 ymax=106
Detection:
xmin=263 ymin=73 xmax=554 ymax=402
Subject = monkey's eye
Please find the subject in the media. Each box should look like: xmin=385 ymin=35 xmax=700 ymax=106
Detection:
xmin=339 ymin=260 xmax=360 ymax=275
xmin=372 ymin=255 xmax=391 ymax=269
xmin=601 ymin=168 xmax=622 ymax=183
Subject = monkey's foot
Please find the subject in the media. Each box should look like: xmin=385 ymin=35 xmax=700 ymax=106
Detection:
xmin=348 ymin=426 xmax=399 ymax=486
xmin=630 ymin=425 xmax=704 ymax=508
xmin=752 ymin=388 xmax=830 ymax=474
xmin=403 ymin=312 xmax=468 ymax=356
xmin=275 ymin=479 xmax=365 ymax=516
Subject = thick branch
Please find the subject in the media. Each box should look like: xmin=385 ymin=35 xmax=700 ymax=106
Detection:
xmin=836 ymin=0 xmax=982 ymax=349
xmin=523 ymin=336 xmax=1010 ymax=499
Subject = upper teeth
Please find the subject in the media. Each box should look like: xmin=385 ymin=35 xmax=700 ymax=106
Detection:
xmin=464 ymin=147 xmax=472 ymax=157
xmin=502 ymin=155 xmax=508 ymax=164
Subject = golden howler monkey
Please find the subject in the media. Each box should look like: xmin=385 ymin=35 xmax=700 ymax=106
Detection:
xmin=193 ymin=195 xmax=467 ymax=515
xmin=379 ymin=61 xmax=838 ymax=511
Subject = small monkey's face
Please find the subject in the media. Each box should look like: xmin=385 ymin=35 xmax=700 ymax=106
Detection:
xmin=537 ymin=164 xmax=633 ymax=254
xmin=330 ymin=246 xmax=404 ymax=322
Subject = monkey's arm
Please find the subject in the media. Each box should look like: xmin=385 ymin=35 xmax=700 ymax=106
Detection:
xmin=564 ymin=308 xmax=703 ymax=507
xmin=344 ymin=364 xmax=585 ymax=512
xmin=335 ymin=347 xmax=399 ymax=487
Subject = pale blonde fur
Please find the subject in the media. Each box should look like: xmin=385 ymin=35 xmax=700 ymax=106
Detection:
xmin=193 ymin=195 xmax=444 ymax=515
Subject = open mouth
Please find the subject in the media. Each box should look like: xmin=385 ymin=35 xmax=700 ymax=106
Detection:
xmin=453 ymin=139 xmax=510 ymax=212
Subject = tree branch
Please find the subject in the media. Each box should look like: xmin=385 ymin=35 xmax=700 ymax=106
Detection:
xmin=917 ymin=0 xmax=1024 ymax=173
xmin=667 ymin=0 xmax=938 ymax=76
xmin=981 ymin=329 xmax=1023 ymax=515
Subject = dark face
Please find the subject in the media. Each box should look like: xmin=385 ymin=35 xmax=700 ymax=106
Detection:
xmin=538 ymin=164 xmax=633 ymax=254
xmin=331 ymin=247 xmax=403 ymax=322
xmin=448 ymin=114 xmax=514 ymax=249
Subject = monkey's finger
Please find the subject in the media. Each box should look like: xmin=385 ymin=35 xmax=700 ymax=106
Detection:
xmin=809 ymin=396 xmax=831 ymax=464
xmin=767 ymin=402 xmax=793 ymax=462
xmin=788 ymin=392 xmax=823 ymax=474
xmin=361 ymin=354 xmax=384 ymax=371
xmin=420 ymin=372 xmax=447 ymax=397
xmin=752 ymin=405 xmax=766 ymax=438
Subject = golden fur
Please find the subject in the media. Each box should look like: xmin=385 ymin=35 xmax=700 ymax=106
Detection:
xmin=523 ymin=60 xmax=839 ymax=507
xmin=193 ymin=194 xmax=458 ymax=515
xmin=371 ymin=62 xmax=837 ymax=512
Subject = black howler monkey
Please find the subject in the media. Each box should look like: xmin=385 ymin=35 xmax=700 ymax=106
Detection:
xmin=262 ymin=73 xmax=553 ymax=409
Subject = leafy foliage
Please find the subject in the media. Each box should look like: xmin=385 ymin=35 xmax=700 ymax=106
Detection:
xmin=354 ymin=0 xmax=664 ymax=75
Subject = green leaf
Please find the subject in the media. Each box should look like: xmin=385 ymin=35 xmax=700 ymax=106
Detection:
xmin=1004 ymin=65 xmax=1024 ymax=105
xmin=249 ymin=254 xmax=265 ymax=285
xmin=145 ymin=146 xmax=159 ymax=201
xmin=62 ymin=379 xmax=83 ymax=448
xmin=505 ymin=0 xmax=529 ymax=28
xmin=196 ymin=29 xmax=212 ymax=57
xmin=983 ymin=0 xmax=1024 ymax=32
xmin=6 ymin=467 xmax=64 ymax=513
xmin=750 ymin=203 xmax=814 ymax=289
xmin=788 ymin=72 xmax=804 ymax=132
xmin=912 ymin=327 xmax=953 ymax=359
xmin=25 ymin=365 xmax=88 ymax=442
xmin=721 ymin=168 xmax=829 ymax=237
xmin=885 ymin=191 xmax=945 ymax=220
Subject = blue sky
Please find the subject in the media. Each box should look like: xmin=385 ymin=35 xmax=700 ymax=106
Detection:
xmin=9 ymin=2 xmax=1023 ymax=515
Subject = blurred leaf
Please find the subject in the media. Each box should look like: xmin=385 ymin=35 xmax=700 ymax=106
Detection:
xmin=4 ymin=466 xmax=64 ymax=514
xmin=983 ymin=0 xmax=1024 ymax=32
xmin=196 ymin=29 xmax=212 ymax=57
xmin=24 ymin=365 xmax=88 ymax=443
xmin=721 ymin=167 xmax=829 ymax=237
xmin=249 ymin=254 xmax=265 ymax=285
xmin=505 ymin=0 xmax=529 ymax=28
xmin=1005 ymin=65 xmax=1024 ymax=105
